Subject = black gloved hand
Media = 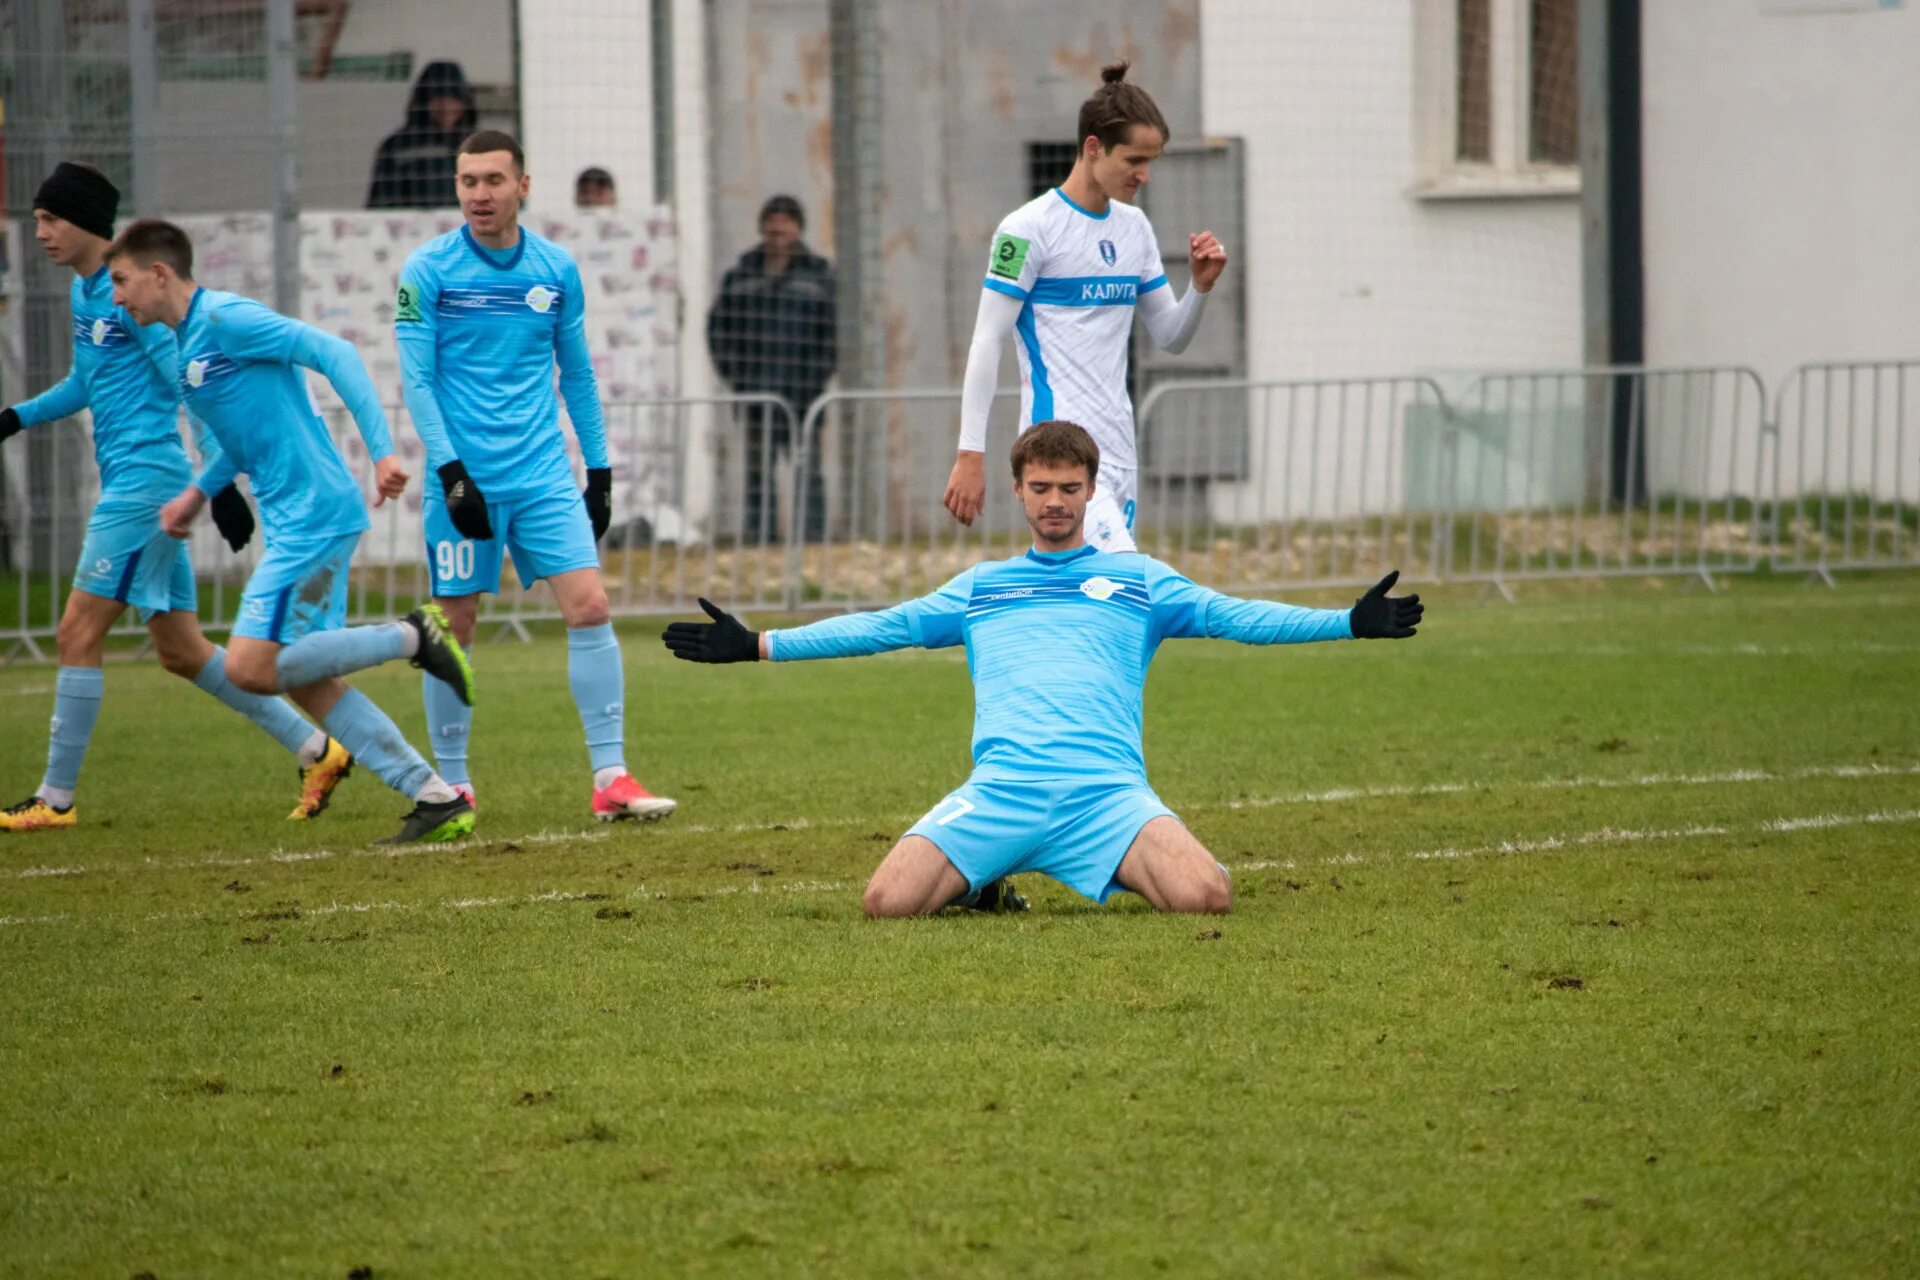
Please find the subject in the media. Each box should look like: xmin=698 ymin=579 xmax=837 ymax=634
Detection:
xmin=207 ymin=483 xmax=257 ymax=552
xmin=662 ymin=597 xmax=761 ymax=664
xmin=1349 ymin=569 xmax=1423 ymax=639
xmin=0 ymin=407 xmax=21 ymax=443
xmin=584 ymin=467 xmax=613 ymax=543
xmin=437 ymin=460 xmax=493 ymax=540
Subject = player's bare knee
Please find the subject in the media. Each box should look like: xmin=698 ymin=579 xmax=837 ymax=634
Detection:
xmin=567 ymin=592 xmax=611 ymax=629
xmin=225 ymin=651 xmax=278 ymax=694
xmin=54 ymin=612 xmax=108 ymax=665
xmin=154 ymin=640 xmax=202 ymax=679
xmin=434 ymin=596 xmax=479 ymax=646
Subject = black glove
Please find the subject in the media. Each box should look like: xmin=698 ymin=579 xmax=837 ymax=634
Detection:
xmin=0 ymin=407 xmax=21 ymax=443
xmin=662 ymin=597 xmax=761 ymax=664
xmin=1349 ymin=570 xmax=1423 ymax=639
xmin=584 ymin=467 xmax=613 ymax=543
xmin=437 ymin=460 xmax=493 ymax=540
xmin=207 ymin=484 xmax=256 ymax=552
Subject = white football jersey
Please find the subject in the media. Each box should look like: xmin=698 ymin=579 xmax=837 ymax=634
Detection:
xmin=983 ymin=189 xmax=1168 ymax=477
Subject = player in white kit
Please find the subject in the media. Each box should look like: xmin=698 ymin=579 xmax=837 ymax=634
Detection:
xmin=943 ymin=61 xmax=1228 ymax=552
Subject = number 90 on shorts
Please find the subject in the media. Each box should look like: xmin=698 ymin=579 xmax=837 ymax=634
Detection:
xmin=435 ymin=539 xmax=475 ymax=584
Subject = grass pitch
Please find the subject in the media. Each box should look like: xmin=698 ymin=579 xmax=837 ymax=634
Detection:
xmin=2 ymin=573 xmax=1917 ymax=1278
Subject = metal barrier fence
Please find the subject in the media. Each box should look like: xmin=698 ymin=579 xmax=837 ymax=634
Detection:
xmin=5 ymin=364 xmax=1919 ymax=660
xmin=1771 ymin=361 xmax=1920 ymax=580
xmin=1444 ymin=366 xmax=1773 ymax=589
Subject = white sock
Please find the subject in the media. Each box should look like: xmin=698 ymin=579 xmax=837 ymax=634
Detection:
xmin=296 ymin=730 xmax=329 ymax=766
xmin=397 ymin=620 xmax=422 ymax=658
xmin=593 ymin=766 xmax=626 ymax=790
xmin=415 ymin=776 xmax=459 ymax=805
xmin=36 ymin=784 xmax=75 ymax=810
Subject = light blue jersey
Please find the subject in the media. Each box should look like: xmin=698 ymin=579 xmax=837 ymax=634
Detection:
xmin=173 ymin=288 xmax=394 ymax=545
xmin=7 ymin=265 xmax=193 ymax=500
xmin=395 ymin=225 xmax=608 ymax=499
xmin=768 ymin=546 xmax=1355 ymax=780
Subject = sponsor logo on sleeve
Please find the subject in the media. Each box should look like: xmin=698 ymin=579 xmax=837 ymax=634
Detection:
xmin=989 ymin=233 xmax=1031 ymax=281
xmin=395 ymin=282 xmax=423 ymax=323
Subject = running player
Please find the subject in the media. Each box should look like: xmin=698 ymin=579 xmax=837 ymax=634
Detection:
xmin=394 ymin=129 xmax=673 ymax=822
xmin=667 ymin=422 xmax=1423 ymax=915
xmin=0 ymin=163 xmax=351 ymax=833
xmin=943 ymin=62 xmax=1227 ymax=553
xmin=107 ymin=219 xmax=478 ymax=844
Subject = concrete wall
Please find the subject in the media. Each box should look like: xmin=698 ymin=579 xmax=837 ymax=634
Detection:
xmin=703 ymin=0 xmax=1202 ymax=392
xmin=1641 ymin=0 xmax=1920 ymax=386
xmin=1197 ymin=0 xmax=1583 ymax=382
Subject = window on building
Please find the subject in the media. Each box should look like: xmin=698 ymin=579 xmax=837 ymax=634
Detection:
xmin=1418 ymin=0 xmax=1579 ymax=196
xmin=1026 ymin=142 xmax=1078 ymax=199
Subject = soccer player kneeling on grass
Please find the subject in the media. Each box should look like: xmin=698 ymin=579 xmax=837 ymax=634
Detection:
xmin=665 ymin=421 xmax=1423 ymax=915
xmin=108 ymin=219 xmax=478 ymax=845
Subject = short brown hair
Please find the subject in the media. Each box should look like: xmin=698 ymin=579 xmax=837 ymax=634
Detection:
xmin=1077 ymin=61 xmax=1169 ymax=151
xmin=460 ymin=129 xmax=525 ymax=171
xmin=1010 ymin=421 xmax=1101 ymax=482
xmin=106 ymin=218 xmax=194 ymax=279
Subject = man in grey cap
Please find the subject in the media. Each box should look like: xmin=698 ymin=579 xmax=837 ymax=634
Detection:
xmin=705 ymin=194 xmax=837 ymax=544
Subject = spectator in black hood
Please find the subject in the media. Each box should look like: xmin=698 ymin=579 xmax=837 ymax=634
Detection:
xmin=367 ymin=61 xmax=478 ymax=209
xmin=706 ymin=194 xmax=838 ymax=543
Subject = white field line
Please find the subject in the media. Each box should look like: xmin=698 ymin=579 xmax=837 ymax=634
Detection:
xmin=6 ymin=760 xmax=1916 ymax=885
xmin=2 ymin=811 xmax=1913 ymax=930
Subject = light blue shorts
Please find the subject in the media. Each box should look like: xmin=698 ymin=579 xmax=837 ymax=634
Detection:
xmin=906 ymin=772 xmax=1177 ymax=903
xmin=423 ymin=481 xmax=599 ymax=597
xmin=71 ymin=499 xmax=198 ymax=622
xmin=232 ymin=533 xmax=360 ymax=644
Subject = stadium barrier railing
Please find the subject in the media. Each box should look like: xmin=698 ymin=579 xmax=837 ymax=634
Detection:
xmin=790 ymin=387 xmax=1029 ymax=612
xmin=1443 ymin=366 xmax=1773 ymax=591
xmin=9 ymin=364 xmax=1920 ymax=661
xmin=1132 ymin=375 xmax=1458 ymax=593
xmin=1769 ymin=360 xmax=1920 ymax=581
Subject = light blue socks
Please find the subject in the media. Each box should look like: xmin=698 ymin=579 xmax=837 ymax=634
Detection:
xmin=193 ymin=645 xmax=317 ymax=756
xmin=567 ymin=623 xmax=626 ymax=774
xmin=41 ymin=666 xmax=105 ymax=797
xmin=275 ymin=622 xmax=409 ymax=690
xmin=422 ymin=669 xmax=472 ymax=787
xmin=321 ymin=688 xmax=434 ymax=799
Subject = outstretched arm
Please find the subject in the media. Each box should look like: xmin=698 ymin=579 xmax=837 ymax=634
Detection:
xmin=8 ymin=369 xmax=89 ymax=429
xmin=1148 ymin=562 xmax=1422 ymax=645
xmin=664 ymin=572 xmax=974 ymax=665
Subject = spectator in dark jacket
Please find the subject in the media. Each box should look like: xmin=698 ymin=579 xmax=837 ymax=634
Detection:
xmin=366 ymin=61 xmax=477 ymax=209
xmin=706 ymin=194 xmax=837 ymax=543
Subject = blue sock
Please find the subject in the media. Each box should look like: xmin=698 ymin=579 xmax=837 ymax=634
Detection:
xmin=321 ymin=688 xmax=433 ymax=799
xmin=193 ymin=645 xmax=316 ymax=756
xmin=567 ymin=622 xmax=626 ymax=774
xmin=275 ymin=622 xmax=409 ymax=690
xmin=42 ymin=666 xmax=105 ymax=794
xmin=422 ymin=669 xmax=473 ymax=787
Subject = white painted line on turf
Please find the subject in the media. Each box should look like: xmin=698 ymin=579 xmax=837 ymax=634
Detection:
xmin=6 ymin=759 xmax=1916 ymax=884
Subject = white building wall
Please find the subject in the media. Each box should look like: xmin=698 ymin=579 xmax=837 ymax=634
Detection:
xmin=1642 ymin=1 xmax=1920 ymax=386
xmin=1197 ymin=0 xmax=1582 ymax=383
xmin=517 ymin=2 xmax=656 ymax=220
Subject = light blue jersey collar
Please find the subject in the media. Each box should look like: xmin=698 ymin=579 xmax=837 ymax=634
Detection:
xmin=460 ymin=224 xmax=528 ymax=271
xmin=179 ymin=286 xmax=207 ymax=330
xmin=1024 ymin=544 xmax=1101 ymax=566
xmin=1052 ymin=187 xmax=1111 ymax=221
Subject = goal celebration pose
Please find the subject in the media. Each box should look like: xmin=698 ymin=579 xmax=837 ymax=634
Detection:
xmin=110 ymin=219 xmax=478 ymax=845
xmin=395 ymin=130 xmax=674 ymax=823
xmin=943 ymin=62 xmax=1228 ymax=553
xmin=0 ymin=163 xmax=348 ymax=833
xmin=668 ymin=422 xmax=1422 ymax=915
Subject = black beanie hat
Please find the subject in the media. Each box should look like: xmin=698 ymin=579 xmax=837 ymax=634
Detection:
xmin=34 ymin=162 xmax=119 ymax=242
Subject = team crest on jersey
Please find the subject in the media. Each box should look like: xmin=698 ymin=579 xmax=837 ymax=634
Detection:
xmin=91 ymin=318 xmax=110 ymax=345
xmin=1098 ymin=239 xmax=1117 ymax=266
xmin=525 ymin=285 xmax=557 ymax=313
xmin=185 ymin=358 xmax=208 ymax=388
xmin=1079 ymin=575 xmax=1120 ymax=601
